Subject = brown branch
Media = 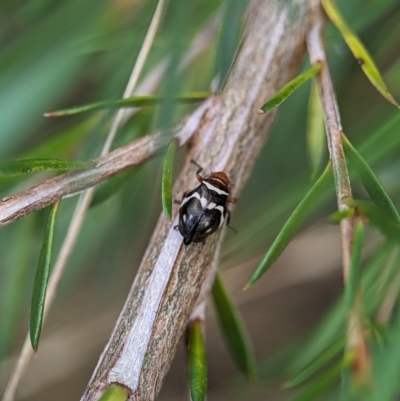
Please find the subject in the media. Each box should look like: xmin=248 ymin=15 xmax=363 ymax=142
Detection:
xmin=80 ymin=1 xmax=309 ymax=400
xmin=306 ymin=0 xmax=353 ymax=280
xmin=0 ymin=99 xmax=214 ymax=227
xmin=0 ymin=10 xmax=222 ymax=228
xmin=307 ymin=0 xmax=372 ymax=384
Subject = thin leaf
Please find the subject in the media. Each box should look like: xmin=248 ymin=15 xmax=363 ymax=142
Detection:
xmin=307 ymin=79 xmax=326 ymax=179
xmin=45 ymin=92 xmax=209 ymax=117
xmin=212 ymin=273 xmax=257 ymax=381
xmin=91 ymin=169 xmax=138 ymax=208
xmin=162 ymin=140 xmax=177 ymax=219
xmin=370 ymin=298 xmax=400 ymax=401
xmin=215 ymin=0 xmax=247 ymax=89
xmin=23 ymin=116 xmax=98 ymax=159
xmin=97 ymin=384 xmax=129 ymax=401
xmin=245 ymin=162 xmax=333 ymax=288
xmin=321 ymin=0 xmax=399 ymax=108
xmin=345 ymin=199 xmax=400 ymax=241
xmin=285 ymin=337 xmax=345 ymax=389
xmin=0 ymin=158 xmax=94 ymax=176
xmin=30 ymin=201 xmax=60 ymax=351
xmin=343 ymin=135 xmax=400 ymax=223
xmin=330 ymin=209 xmax=355 ymax=224
xmin=344 ymin=219 xmax=364 ymax=311
xmin=188 ymin=320 xmax=207 ymax=401
xmin=257 ymin=63 xmax=321 ymax=114
xmin=291 ymin=242 xmax=394 ymax=374
xmin=290 ymin=359 xmax=344 ymax=401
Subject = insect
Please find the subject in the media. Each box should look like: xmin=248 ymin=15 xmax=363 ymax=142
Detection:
xmin=178 ymin=161 xmax=234 ymax=245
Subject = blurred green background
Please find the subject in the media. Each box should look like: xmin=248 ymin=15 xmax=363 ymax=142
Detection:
xmin=1 ymin=0 xmax=400 ymax=400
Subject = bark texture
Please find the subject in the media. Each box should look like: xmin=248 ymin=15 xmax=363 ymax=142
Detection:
xmin=81 ymin=1 xmax=309 ymax=400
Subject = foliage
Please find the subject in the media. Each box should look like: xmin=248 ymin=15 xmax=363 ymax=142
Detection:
xmin=1 ymin=0 xmax=400 ymax=400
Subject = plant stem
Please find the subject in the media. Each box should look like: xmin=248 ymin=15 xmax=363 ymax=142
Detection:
xmin=307 ymin=0 xmax=353 ymax=281
xmin=1 ymin=2 xmax=166 ymax=400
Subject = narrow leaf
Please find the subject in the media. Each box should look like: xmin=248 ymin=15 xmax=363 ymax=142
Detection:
xmin=162 ymin=140 xmax=177 ymax=219
xmin=91 ymin=169 xmax=138 ymax=208
xmin=290 ymin=356 xmax=352 ymax=401
xmin=330 ymin=208 xmax=355 ymax=224
xmin=45 ymin=92 xmax=209 ymax=117
xmin=371 ymin=298 xmax=400 ymax=401
xmin=321 ymin=0 xmax=399 ymax=108
xmin=345 ymin=199 xmax=400 ymax=241
xmin=344 ymin=219 xmax=364 ymax=311
xmin=291 ymin=242 xmax=393 ymax=374
xmin=23 ymin=117 xmax=98 ymax=159
xmin=212 ymin=273 xmax=257 ymax=381
xmin=285 ymin=337 xmax=345 ymax=389
xmin=188 ymin=320 xmax=207 ymax=401
xmin=97 ymin=384 xmax=129 ymax=401
xmin=30 ymin=201 xmax=60 ymax=351
xmin=343 ymin=135 xmax=400 ymax=223
xmin=257 ymin=63 xmax=321 ymax=114
xmin=307 ymin=79 xmax=326 ymax=179
xmin=246 ymin=162 xmax=333 ymax=287
xmin=0 ymin=158 xmax=94 ymax=176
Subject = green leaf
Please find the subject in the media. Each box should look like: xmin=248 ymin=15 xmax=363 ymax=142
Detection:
xmin=344 ymin=219 xmax=364 ymax=311
xmin=245 ymin=162 xmax=333 ymax=288
xmin=188 ymin=320 xmax=207 ymax=401
xmin=330 ymin=208 xmax=355 ymax=224
xmin=212 ymin=273 xmax=257 ymax=381
xmin=257 ymin=63 xmax=321 ymax=114
xmin=307 ymin=79 xmax=326 ymax=180
xmin=321 ymin=0 xmax=399 ymax=108
xmin=44 ymin=92 xmax=209 ymax=117
xmin=370 ymin=299 xmax=400 ymax=401
xmin=162 ymin=140 xmax=177 ymax=219
xmin=97 ymin=384 xmax=129 ymax=401
xmin=0 ymin=158 xmax=94 ymax=176
xmin=285 ymin=337 xmax=345 ymax=389
xmin=30 ymin=201 xmax=60 ymax=351
xmin=291 ymin=242 xmax=394 ymax=375
xmin=91 ymin=169 xmax=138 ymax=208
xmin=343 ymin=135 xmax=400 ymax=224
xmin=290 ymin=356 xmax=352 ymax=401
xmin=22 ymin=116 xmax=98 ymax=159
xmin=345 ymin=199 xmax=400 ymax=241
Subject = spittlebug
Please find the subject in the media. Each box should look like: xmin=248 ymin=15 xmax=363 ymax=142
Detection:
xmin=178 ymin=161 xmax=234 ymax=245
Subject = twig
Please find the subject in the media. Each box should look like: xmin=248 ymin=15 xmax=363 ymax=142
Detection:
xmin=0 ymin=100 xmax=213 ymax=227
xmin=80 ymin=1 xmax=309 ymax=400
xmin=306 ymin=0 xmax=353 ymax=280
xmin=1 ymin=2 xmax=166 ymax=401
xmin=120 ymin=10 xmax=221 ymax=126
xmin=0 ymin=8 xmax=222 ymax=228
xmin=307 ymin=0 xmax=371 ymax=384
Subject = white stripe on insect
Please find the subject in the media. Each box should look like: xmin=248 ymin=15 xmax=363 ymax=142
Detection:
xmin=204 ymin=181 xmax=229 ymax=196
xmin=181 ymin=191 xmax=201 ymax=206
xmin=200 ymin=197 xmax=208 ymax=208
xmin=216 ymin=205 xmax=225 ymax=227
xmin=206 ymin=202 xmax=216 ymax=209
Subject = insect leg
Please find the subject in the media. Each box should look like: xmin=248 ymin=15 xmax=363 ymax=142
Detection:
xmin=190 ymin=159 xmax=204 ymax=183
xmin=225 ymin=209 xmax=238 ymax=234
xmin=174 ymin=191 xmax=187 ymax=204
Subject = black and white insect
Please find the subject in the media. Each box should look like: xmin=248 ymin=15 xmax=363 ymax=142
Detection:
xmin=178 ymin=161 xmax=234 ymax=246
